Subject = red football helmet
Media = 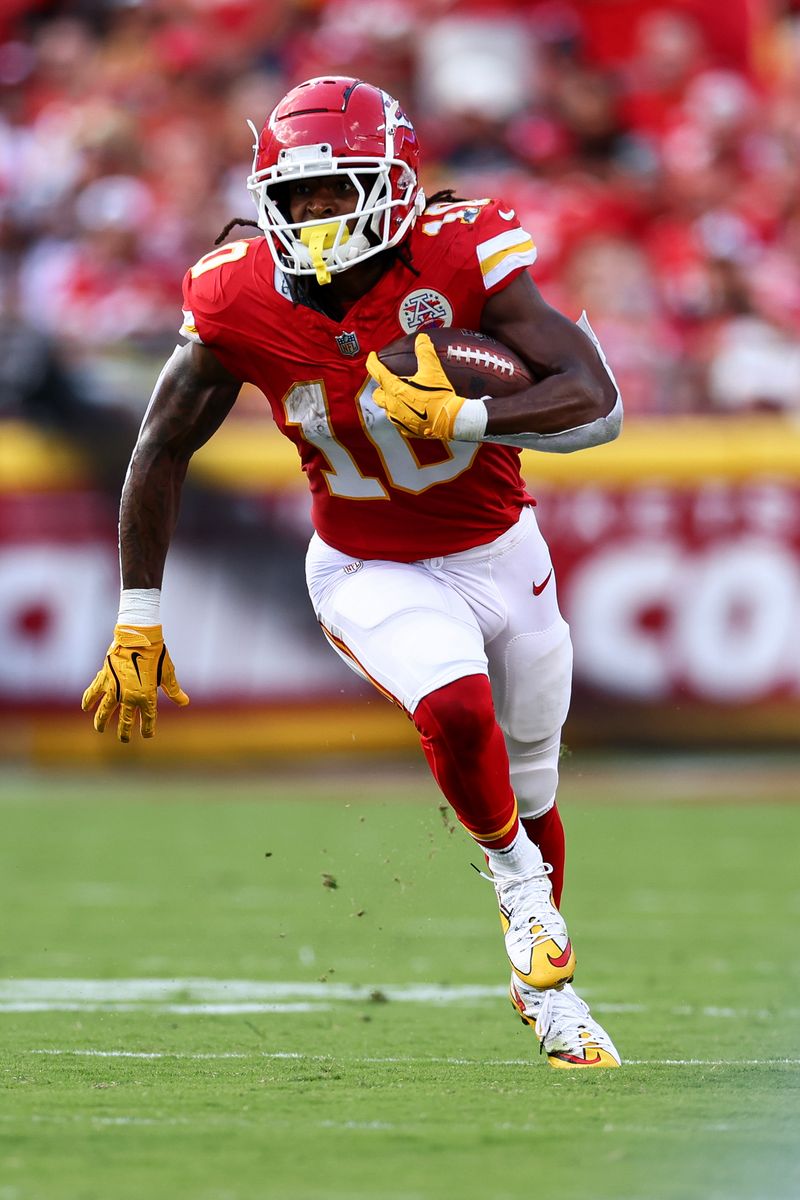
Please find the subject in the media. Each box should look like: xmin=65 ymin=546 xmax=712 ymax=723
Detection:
xmin=246 ymin=77 xmax=424 ymax=281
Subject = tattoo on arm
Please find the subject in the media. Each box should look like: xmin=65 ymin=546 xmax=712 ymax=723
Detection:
xmin=119 ymin=345 xmax=241 ymax=588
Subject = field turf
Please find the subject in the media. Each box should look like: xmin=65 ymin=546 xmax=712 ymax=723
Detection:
xmin=1 ymin=757 xmax=798 ymax=1200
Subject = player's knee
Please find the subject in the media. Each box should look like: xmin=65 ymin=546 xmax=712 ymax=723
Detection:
xmin=506 ymin=731 xmax=562 ymax=817
xmin=514 ymin=769 xmax=559 ymax=817
xmin=497 ymin=621 xmax=572 ymax=743
xmin=413 ymin=674 xmax=496 ymax=748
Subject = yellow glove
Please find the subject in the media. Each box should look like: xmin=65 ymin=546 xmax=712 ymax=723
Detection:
xmin=366 ymin=332 xmax=467 ymax=439
xmin=81 ymin=624 xmax=189 ymax=743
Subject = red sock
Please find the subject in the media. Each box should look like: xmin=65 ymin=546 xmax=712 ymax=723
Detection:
xmin=413 ymin=675 xmax=518 ymax=849
xmin=521 ymin=805 xmax=565 ymax=907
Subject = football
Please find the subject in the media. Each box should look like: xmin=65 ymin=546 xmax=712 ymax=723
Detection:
xmin=377 ymin=328 xmax=533 ymax=398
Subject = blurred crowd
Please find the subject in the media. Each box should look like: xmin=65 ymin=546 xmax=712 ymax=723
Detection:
xmin=2 ymin=0 xmax=800 ymax=424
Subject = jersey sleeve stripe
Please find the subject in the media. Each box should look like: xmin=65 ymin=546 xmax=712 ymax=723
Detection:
xmin=180 ymin=310 xmax=204 ymax=344
xmin=477 ymin=226 xmax=536 ymax=263
xmin=481 ymin=247 xmax=538 ymax=291
xmin=480 ymin=238 xmax=537 ymax=279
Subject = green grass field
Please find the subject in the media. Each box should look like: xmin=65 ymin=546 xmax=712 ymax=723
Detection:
xmin=1 ymin=757 xmax=798 ymax=1200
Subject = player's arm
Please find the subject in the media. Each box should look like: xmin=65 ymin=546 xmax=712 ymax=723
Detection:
xmin=119 ymin=341 xmax=241 ymax=588
xmin=367 ymin=273 xmax=622 ymax=452
xmin=479 ymin=271 xmax=620 ymax=441
xmin=82 ymin=342 xmax=241 ymax=742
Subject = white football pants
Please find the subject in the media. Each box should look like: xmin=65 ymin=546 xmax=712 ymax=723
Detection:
xmin=305 ymin=505 xmax=573 ymax=818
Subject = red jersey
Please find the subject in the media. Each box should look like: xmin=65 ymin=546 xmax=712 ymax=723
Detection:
xmin=180 ymin=198 xmax=537 ymax=561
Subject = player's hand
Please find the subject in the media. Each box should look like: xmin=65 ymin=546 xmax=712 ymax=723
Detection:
xmin=366 ymin=333 xmax=467 ymax=439
xmin=81 ymin=624 xmax=189 ymax=743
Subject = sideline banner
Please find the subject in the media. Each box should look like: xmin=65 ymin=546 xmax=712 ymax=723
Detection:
xmin=1 ymin=416 xmax=799 ymax=747
xmin=539 ymin=480 xmax=800 ymax=706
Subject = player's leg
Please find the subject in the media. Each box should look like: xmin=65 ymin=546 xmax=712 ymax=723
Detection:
xmin=475 ymin=507 xmax=620 ymax=1067
xmin=305 ymin=533 xmax=574 ymax=991
xmin=412 ymin=675 xmax=574 ymax=991
xmin=502 ymin=728 xmax=567 ymax=908
xmin=459 ymin=507 xmax=570 ymax=896
xmin=412 ymin=673 xmax=519 ymax=852
xmin=306 ymin=532 xmax=530 ymax=858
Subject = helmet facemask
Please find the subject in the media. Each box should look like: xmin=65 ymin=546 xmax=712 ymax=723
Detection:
xmin=247 ymin=140 xmax=421 ymax=283
xmin=245 ymin=82 xmax=424 ymax=283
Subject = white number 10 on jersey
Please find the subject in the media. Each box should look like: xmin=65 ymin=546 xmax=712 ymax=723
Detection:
xmin=282 ymin=380 xmax=479 ymax=498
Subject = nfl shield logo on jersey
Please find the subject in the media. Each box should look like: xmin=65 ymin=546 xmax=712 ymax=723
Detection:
xmin=335 ymin=330 xmax=361 ymax=357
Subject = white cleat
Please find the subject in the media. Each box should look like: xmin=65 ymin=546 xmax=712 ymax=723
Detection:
xmin=491 ymin=866 xmax=576 ymax=990
xmin=510 ymin=976 xmax=622 ymax=1069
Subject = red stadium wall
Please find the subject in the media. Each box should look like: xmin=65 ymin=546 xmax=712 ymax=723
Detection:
xmin=1 ymin=415 xmax=798 ymax=760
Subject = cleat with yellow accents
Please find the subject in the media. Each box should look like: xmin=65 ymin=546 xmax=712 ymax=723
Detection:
xmin=510 ymin=976 xmax=621 ymax=1069
xmin=492 ymin=866 xmax=576 ymax=990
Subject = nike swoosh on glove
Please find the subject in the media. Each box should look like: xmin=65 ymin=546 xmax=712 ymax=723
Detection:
xmin=366 ymin=332 xmax=468 ymax=439
xmin=81 ymin=624 xmax=189 ymax=743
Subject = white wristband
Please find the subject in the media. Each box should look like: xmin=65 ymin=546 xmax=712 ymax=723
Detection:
xmin=452 ymin=396 xmax=489 ymax=442
xmin=118 ymin=588 xmax=161 ymax=626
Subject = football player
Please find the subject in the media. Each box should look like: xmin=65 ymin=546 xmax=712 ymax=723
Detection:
xmin=83 ymin=76 xmax=623 ymax=1068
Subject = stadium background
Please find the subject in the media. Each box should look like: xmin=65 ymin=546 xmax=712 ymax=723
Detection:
xmin=1 ymin=0 xmax=800 ymax=762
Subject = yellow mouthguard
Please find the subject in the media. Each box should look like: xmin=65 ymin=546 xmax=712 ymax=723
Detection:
xmin=300 ymin=221 xmax=348 ymax=284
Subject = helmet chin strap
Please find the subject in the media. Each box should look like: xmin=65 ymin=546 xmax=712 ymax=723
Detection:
xmin=300 ymin=222 xmax=346 ymax=284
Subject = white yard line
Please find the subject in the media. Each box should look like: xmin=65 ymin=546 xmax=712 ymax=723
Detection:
xmin=30 ymin=1049 xmax=255 ymax=1059
xmin=0 ymin=1002 xmax=330 ymax=1014
xmin=2 ymin=980 xmax=794 ymax=1019
xmin=0 ymin=980 xmax=507 ymax=1002
xmin=0 ymin=978 xmax=507 ymax=1015
xmin=25 ymin=1049 xmax=800 ymax=1066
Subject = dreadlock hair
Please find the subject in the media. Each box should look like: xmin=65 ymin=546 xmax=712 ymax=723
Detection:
xmin=214 ymin=217 xmax=260 ymax=245
xmin=426 ymin=189 xmax=464 ymax=206
xmin=212 ymin=188 xmax=464 ymax=313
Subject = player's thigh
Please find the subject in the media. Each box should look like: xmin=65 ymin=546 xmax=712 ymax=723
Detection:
xmin=305 ymin=536 xmax=488 ymax=713
xmin=484 ymin=509 xmax=573 ymax=743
